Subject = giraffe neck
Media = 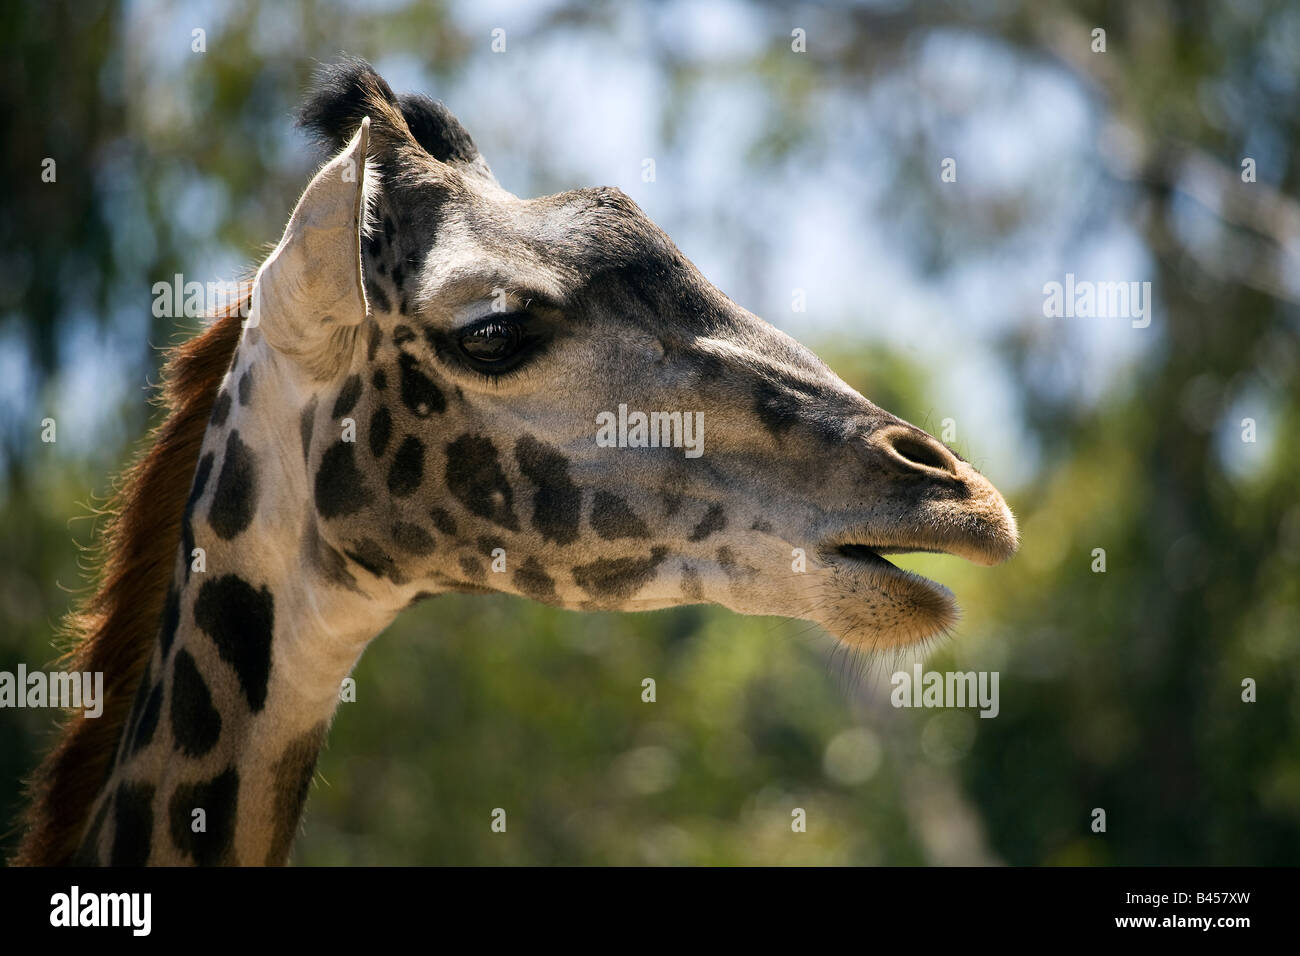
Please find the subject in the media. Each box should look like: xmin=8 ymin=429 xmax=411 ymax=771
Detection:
xmin=76 ymin=335 xmax=411 ymax=865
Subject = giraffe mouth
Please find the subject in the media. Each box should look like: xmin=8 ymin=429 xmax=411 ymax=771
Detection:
xmin=831 ymin=542 xmax=958 ymax=570
xmin=835 ymin=543 xmax=946 ymax=563
xmin=828 ymin=542 xmax=959 ymax=597
xmin=807 ymin=457 xmax=1017 ymax=648
xmin=814 ymin=540 xmax=966 ymax=647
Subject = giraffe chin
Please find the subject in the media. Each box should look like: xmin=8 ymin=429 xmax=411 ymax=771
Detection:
xmin=815 ymin=545 xmax=961 ymax=650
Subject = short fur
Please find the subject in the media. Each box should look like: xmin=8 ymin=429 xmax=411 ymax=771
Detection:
xmin=11 ymin=305 xmax=244 ymax=866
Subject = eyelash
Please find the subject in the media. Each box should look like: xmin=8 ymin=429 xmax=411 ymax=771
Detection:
xmin=444 ymin=312 xmax=551 ymax=378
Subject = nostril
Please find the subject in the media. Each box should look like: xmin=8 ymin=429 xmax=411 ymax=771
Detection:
xmin=886 ymin=431 xmax=956 ymax=474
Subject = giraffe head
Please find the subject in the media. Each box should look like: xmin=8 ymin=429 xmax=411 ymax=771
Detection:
xmin=253 ymin=59 xmax=1017 ymax=653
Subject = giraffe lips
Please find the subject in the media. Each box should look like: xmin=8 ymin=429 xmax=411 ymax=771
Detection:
xmin=826 ymin=503 xmax=1019 ymax=571
xmin=817 ymin=541 xmax=962 ymax=647
xmin=826 ymin=542 xmax=958 ymax=597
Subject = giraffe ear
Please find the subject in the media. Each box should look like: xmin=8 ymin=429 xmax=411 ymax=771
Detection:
xmin=251 ymin=117 xmax=372 ymax=378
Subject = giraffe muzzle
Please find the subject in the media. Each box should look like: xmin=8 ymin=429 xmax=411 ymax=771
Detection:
xmin=805 ymin=438 xmax=1019 ymax=647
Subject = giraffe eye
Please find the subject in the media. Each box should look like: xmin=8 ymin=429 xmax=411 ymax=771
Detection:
xmin=459 ymin=317 xmax=524 ymax=364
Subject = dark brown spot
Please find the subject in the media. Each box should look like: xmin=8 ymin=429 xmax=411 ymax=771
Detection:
xmin=387 ymin=435 xmax=425 ymax=497
xmin=208 ymin=430 xmax=259 ymax=540
xmin=688 ymin=503 xmax=726 ymax=542
xmin=514 ymin=556 xmax=558 ymax=602
xmin=171 ymin=648 xmax=222 ymax=758
xmin=266 ymin=723 xmax=326 ymax=865
xmin=445 ymin=434 xmax=519 ymax=531
xmin=572 ymin=548 xmax=668 ymax=601
xmin=299 ymin=399 xmax=317 ymax=463
xmin=168 ymin=766 xmax=239 ymax=866
xmin=398 ymin=353 xmax=446 ymax=417
xmin=369 ymin=406 xmax=392 ymax=457
xmin=315 ymin=440 xmax=374 ymax=519
xmin=110 ymin=781 xmax=155 ymax=866
xmin=332 ymin=374 xmax=363 ymax=418
xmin=592 ymin=491 xmax=650 ymax=540
xmin=429 ymin=507 xmax=457 ymax=536
xmin=194 ymin=575 xmax=274 ymax=712
xmin=515 ymin=435 xmax=581 ymax=545
xmin=392 ymin=521 xmax=435 ymax=555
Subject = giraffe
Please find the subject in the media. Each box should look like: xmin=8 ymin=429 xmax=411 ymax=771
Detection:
xmin=15 ymin=59 xmax=1018 ymax=866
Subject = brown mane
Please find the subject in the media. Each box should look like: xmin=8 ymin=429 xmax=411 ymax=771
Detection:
xmin=11 ymin=304 xmax=244 ymax=866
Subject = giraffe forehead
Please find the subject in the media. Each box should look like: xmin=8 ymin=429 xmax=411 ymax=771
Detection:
xmin=363 ymin=170 xmax=742 ymax=341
